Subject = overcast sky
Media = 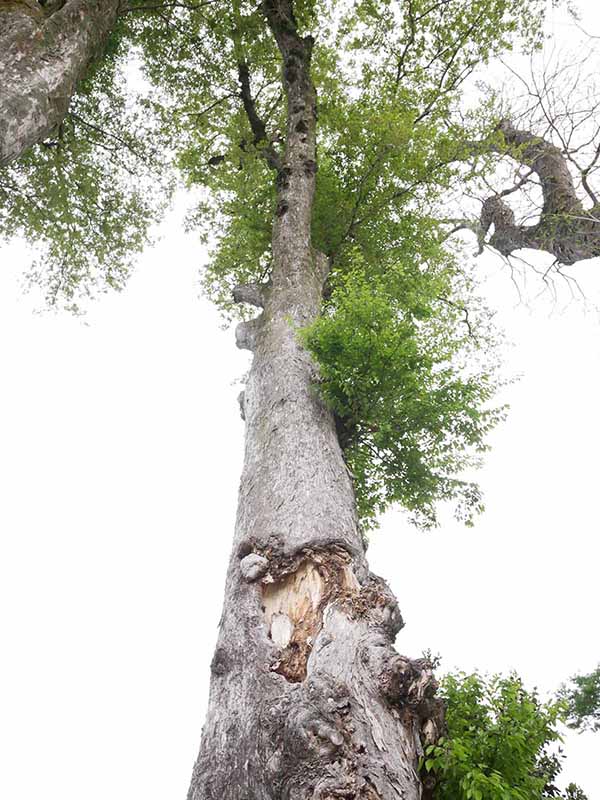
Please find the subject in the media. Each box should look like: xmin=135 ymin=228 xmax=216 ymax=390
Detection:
xmin=1 ymin=5 xmax=600 ymax=800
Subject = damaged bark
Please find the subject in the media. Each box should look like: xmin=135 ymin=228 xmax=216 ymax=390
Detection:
xmin=187 ymin=1 xmax=442 ymax=798
xmin=0 ymin=0 xmax=120 ymax=166
xmin=481 ymin=119 xmax=600 ymax=265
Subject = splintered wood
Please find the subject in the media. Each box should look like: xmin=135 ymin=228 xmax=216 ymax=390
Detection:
xmin=262 ymin=558 xmax=359 ymax=682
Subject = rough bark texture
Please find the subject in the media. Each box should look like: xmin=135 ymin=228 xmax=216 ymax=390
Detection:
xmin=0 ymin=0 xmax=120 ymax=166
xmin=187 ymin=2 xmax=442 ymax=798
xmin=481 ymin=120 xmax=600 ymax=265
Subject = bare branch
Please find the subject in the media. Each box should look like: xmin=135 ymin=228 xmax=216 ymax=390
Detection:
xmin=478 ymin=120 xmax=600 ymax=265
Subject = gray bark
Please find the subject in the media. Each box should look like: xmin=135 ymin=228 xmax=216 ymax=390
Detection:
xmin=0 ymin=0 xmax=120 ymax=166
xmin=187 ymin=2 xmax=442 ymax=798
xmin=481 ymin=120 xmax=600 ymax=265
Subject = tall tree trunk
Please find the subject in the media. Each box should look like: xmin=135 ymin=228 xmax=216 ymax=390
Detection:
xmin=0 ymin=0 xmax=120 ymax=166
xmin=187 ymin=2 xmax=442 ymax=798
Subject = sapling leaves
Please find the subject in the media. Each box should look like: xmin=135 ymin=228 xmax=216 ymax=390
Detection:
xmin=558 ymin=666 xmax=600 ymax=733
xmin=426 ymin=672 xmax=589 ymax=800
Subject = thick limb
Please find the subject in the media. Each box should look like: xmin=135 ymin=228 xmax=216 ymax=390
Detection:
xmin=480 ymin=120 xmax=600 ymax=265
xmin=0 ymin=0 xmax=120 ymax=166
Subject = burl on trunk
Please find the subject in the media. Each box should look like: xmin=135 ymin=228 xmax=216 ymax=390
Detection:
xmin=187 ymin=2 xmax=442 ymax=798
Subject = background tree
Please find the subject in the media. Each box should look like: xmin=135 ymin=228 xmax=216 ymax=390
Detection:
xmin=1 ymin=0 xmax=599 ymax=799
xmin=558 ymin=666 xmax=600 ymax=733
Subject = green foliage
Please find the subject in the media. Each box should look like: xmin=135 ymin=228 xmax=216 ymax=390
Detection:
xmin=301 ymin=245 xmax=504 ymax=528
xmin=112 ymin=0 xmax=549 ymax=316
xmin=0 ymin=0 xmax=553 ymax=517
xmin=0 ymin=0 xmax=551 ymax=310
xmin=557 ymin=666 xmax=600 ymax=733
xmin=425 ymin=672 xmax=588 ymax=800
xmin=0 ymin=23 xmax=171 ymax=311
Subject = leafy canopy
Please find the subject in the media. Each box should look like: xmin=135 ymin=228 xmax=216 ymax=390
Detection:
xmin=0 ymin=0 xmax=552 ymax=524
xmin=0 ymin=32 xmax=171 ymax=311
xmin=301 ymin=245 xmax=504 ymax=529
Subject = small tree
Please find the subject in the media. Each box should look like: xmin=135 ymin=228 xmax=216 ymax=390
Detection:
xmin=425 ymin=672 xmax=589 ymax=800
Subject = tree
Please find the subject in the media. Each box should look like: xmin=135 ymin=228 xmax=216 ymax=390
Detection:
xmin=425 ymin=671 xmax=589 ymax=800
xmin=1 ymin=1 xmax=598 ymax=798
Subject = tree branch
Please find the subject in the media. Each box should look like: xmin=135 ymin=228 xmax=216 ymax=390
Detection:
xmin=237 ymin=61 xmax=282 ymax=172
xmin=479 ymin=120 xmax=600 ymax=266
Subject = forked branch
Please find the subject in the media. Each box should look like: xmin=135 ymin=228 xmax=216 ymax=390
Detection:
xmin=479 ymin=120 xmax=600 ymax=265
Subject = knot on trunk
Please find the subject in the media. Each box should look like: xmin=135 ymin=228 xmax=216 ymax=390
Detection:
xmin=421 ymin=702 xmax=445 ymax=747
xmin=237 ymin=389 xmax=246 ymax=421
xmin=340 ymin=574 xmax=404 ymax=638
xmin=235 ymin=315 xmax=263 ymax=351
xmin=267 ymin=670 xmax=387 ymax=799
xmin=276 ymin=165 xmax=293 ymax=191
xmin=263 ymin=678 xmax=348 ymax=746
xmin=240 ymin=552 xmax=269 ymax=582
xmin=313 ymin=250 xmax=330 ymax=288
xmin=379 ymin=655 xmax=438 ymax=713
xmin=259 ymin=679 xmax=357 ymax=799
xmin=210 ymin=646 xmax=231 ymax=677
xmin=295 ymin=699 xmax=345 ymax=755
xmin=232 ymin=281 xmax=269 ymax=308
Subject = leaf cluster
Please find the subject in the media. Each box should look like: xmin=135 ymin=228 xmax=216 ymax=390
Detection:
xmin=557 ymin=666 xmax=600 ymax=733
xmin=424 ymin=672 xmax=588 ymax=800
xmin=301 ymin=242 xmax=504 ymax=529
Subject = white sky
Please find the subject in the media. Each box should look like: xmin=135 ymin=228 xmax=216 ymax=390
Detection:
xmin=1 ymin=4 xmax=600 ymax=799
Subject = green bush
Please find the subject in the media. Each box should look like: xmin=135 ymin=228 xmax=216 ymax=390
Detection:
xmin=424 ymin=672 xmax=588 ymax=800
